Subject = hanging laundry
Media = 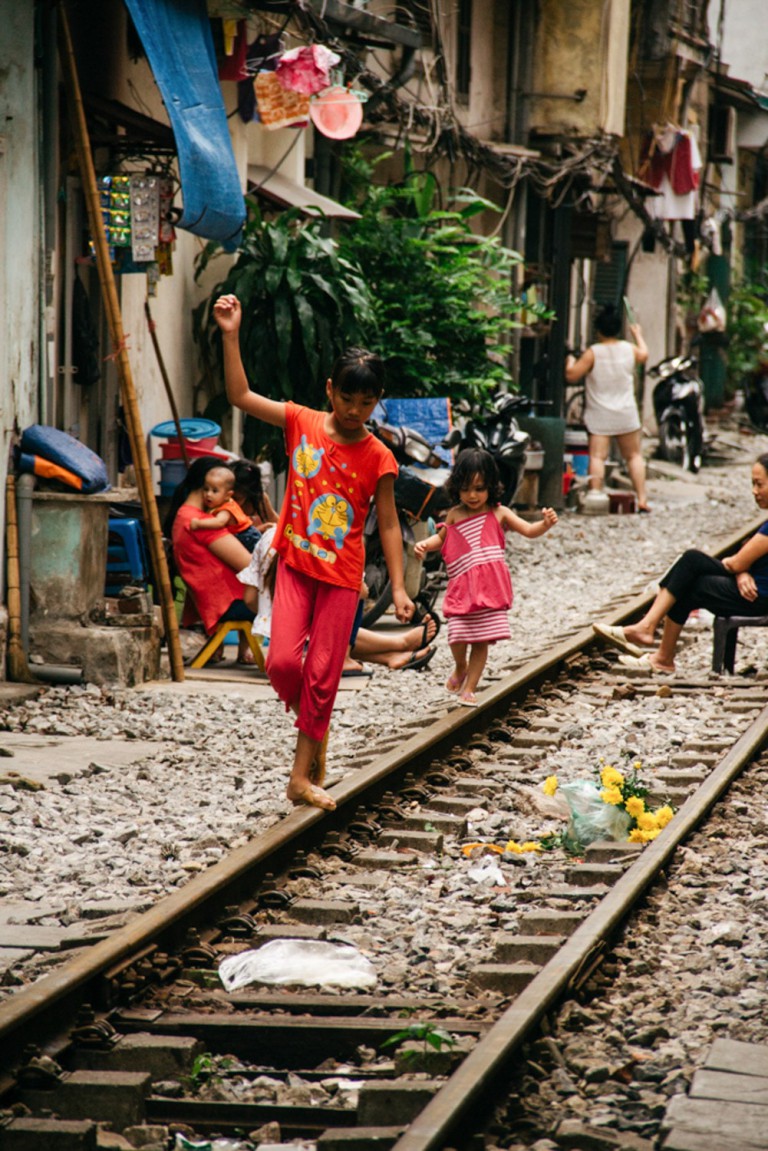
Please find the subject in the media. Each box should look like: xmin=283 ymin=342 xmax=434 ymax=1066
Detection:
xmin=254 ymin=70 xmax=310 ymax=130
xmin=275 ymin=44 xmax=341 ymax=96
xmin=238 ymin=33 xmax=284 ymax=122
xmin=639 ymin=125 xmax=702 ymax=221
xmin=218 ymin=19 xmax=248 ymax=81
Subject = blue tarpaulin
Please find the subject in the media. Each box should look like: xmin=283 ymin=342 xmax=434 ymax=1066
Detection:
xmin=124 ymin=0 xmax=245 ymax=249
xmin=373 ymin=398 xmax=453 ymax=465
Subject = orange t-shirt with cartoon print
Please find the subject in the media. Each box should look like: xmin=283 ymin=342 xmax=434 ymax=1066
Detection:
xmin=274 ymin=403 xmax=398 ymax=591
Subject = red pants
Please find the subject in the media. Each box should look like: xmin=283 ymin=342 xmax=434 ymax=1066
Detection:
xmin=267 ymin=563 xmax=359 ymax=743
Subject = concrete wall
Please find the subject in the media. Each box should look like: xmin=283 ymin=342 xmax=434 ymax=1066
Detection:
xmin=530 ymin=0 xmax=629 ymax=137
xmin=0 ymin=3 xmax=40 ymax=486
xmin=711 ymin=0 xmax=768 ymax=91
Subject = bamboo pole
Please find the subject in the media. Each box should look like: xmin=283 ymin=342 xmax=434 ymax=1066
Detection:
xmin=58 ymin=4 xmax=184 ymax=681
xmin=5 ymin=477 xmax=38 ymax=684
xmin=144 ymin=301 xmax=190 ymax=468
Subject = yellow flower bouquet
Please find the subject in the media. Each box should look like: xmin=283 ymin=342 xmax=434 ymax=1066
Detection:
xmin=543 ymin=760 xmax=674 ymax=852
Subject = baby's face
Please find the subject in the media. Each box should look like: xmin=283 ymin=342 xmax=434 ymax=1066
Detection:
xmin=202 ymin=469 xmax=235 ymax=509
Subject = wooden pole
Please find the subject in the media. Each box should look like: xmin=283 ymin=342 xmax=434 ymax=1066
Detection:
xmin=5 ymin=477 xmax=39 ymax=684
xmin=58 ymin=4 xmax=184 ymax=681
xmin=144 ymin=301 xmax=190 ymax=468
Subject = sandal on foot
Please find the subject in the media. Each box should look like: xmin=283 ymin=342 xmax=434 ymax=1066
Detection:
xmin=401 ymin=644 xmax=437 ymax=671
xmin=617 ymin=653 xmax=674 ymax=676
xmin=458 ymin=690 xmax=478 ymax=707
xmin=593 ymin=623 xmax=647 ymax=659
xmin=446 ymin=672 xmax=467 ymax=693
xmin=411 ymin=604 xmax=442 ymax=648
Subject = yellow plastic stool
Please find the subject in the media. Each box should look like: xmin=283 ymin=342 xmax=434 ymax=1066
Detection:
xmin=188 ymin=619 xmax=265 ymax=671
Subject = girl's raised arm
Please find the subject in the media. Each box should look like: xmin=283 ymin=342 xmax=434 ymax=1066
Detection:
xmin=214 ymin=295 xmax=287 ymax=428
xmin=499 ymin=505 xmax=558 ymax=538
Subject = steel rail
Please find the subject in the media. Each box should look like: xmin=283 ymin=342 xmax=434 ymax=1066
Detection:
xmin=392 ymin=705 xmax=768 ymax=1151
xmin=0 ymin=513 xmax=763 ymax=1074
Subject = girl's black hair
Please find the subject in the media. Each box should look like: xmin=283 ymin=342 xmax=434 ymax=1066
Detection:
xmin=231 ymin=458 xmax=269 ymax=519
xmin=447 ymin=447 xmax=503 ymax=507
xmin=330 ymin=347 xmax=386 ymax=397
xmin=162 ymin=455 xmax=223 ymax=537
xmin=756 ymin=453 xmax=768 ymax=474
xmin=594 ymin=304 xmax=622 ymax=339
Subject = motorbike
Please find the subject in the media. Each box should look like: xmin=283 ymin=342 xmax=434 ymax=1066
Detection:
xmin=362 ymin=411 xmax=453 ymax=628
xmin=445 ymin=392 xmax=531 ymax=505
xmin=650 ymin=354 xmax=705 ymax=474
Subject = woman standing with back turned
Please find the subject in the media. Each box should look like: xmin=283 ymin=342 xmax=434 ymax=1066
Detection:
xmin=214 ymin=293 xmax=414 ymax=812
xmin=565 ymin=303 xmax=650 ymax=512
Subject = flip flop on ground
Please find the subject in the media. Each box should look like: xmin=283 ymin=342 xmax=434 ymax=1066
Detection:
xmin=617 ymin=653 xmax=674 ymax=676
xmin=593 ymin=623 xmax=647 ymax=659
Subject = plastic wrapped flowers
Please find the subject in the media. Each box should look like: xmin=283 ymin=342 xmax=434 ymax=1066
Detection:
xmin=543 ymin=760 xmax=674 ymax=853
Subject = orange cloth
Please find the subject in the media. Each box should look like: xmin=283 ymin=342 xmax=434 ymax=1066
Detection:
xmin=172 ymin=504 xmax=246 ymax=633
xmin=274 ymin=403 xmax=398 ymax=591
xmin=218 ymin=497 xmax=254 ymax=535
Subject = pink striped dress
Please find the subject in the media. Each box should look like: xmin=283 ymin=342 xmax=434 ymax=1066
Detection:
xmin=441 ymin=511 xmax=513 ymax=644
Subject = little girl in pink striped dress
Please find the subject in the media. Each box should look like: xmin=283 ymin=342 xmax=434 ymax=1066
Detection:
xmin=415 ymin=448 xmax=558 ymax=707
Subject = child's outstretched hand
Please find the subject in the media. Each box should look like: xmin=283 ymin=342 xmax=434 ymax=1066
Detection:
xmin=413 ymin=540 xmax=429 ymax=560
xmin=213 ymin=294 xmax=242 ymax=334
xmin=541 ymin=507 xmax=558 ymax=530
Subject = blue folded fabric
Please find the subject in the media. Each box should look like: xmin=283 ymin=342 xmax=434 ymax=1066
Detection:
xmin=124 ymin=0 xmax=245 ymax=249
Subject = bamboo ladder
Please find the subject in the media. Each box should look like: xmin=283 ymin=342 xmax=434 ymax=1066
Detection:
xmin=57 ymin=4 xmax=184 ymax=681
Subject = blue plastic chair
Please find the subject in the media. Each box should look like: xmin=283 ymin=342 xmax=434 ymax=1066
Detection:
xmin=106 ymin=518 xmax=148 ymax=595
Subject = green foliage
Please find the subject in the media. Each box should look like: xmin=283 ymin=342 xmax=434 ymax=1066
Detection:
xmin=192 ymin=156 xmax=549 ymax=459
xmin=337 ymin=150 xmax=547 ymax=406
xmin=675 ymin=268 xmax=709 ymax=319
xmin=186 ymin=1052 xmax=235 ymax=1093
xmin=726 ymin=280 xmax=768 ymax=382
xmin=192 ymin=202 xmax=375 ymax=462
xmin=381 ymin=1021 xmax=458 ymax=1065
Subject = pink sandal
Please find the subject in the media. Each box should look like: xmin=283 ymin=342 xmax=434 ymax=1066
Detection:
xmin=458 ymin=690 xmax=478 ymax=708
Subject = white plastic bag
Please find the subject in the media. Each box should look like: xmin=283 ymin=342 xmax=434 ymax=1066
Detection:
xmin=218 ymin=939 xmax=377 ymax=991
xmin=559 ymin=780 xmax=631 ymax=851
xmin=698 ymin=287 xmax=726 ymax=332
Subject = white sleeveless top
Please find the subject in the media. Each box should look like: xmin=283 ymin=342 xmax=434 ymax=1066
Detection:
xmin=584 ymin=341 xmax=641 ymax=436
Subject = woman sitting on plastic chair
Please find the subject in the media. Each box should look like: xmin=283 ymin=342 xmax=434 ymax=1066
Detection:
xmin=164 ymin=457 xmax=258 ymax=664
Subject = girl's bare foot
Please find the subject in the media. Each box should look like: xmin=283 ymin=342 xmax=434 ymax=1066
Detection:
xmin=446 ymin=671 xmax=467 ymax=693
xmin=287 ymin=783 xmax=337 ymax=811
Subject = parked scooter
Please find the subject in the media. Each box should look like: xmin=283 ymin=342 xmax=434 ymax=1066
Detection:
xmin=362 ymin=411 xmax=452 ymax=628
xmin=650 ymin=355 xmax=705 ymax=473
xmin=446 ymin=392 xmax=531 ymax=505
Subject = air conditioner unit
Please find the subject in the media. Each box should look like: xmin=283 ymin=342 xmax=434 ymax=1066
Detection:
xmin=709 ymin=105 xmax=736 ymax=163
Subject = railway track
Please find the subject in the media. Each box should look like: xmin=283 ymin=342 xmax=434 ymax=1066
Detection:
xmin=1 ymin=519 xmax=768 ymax=1150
